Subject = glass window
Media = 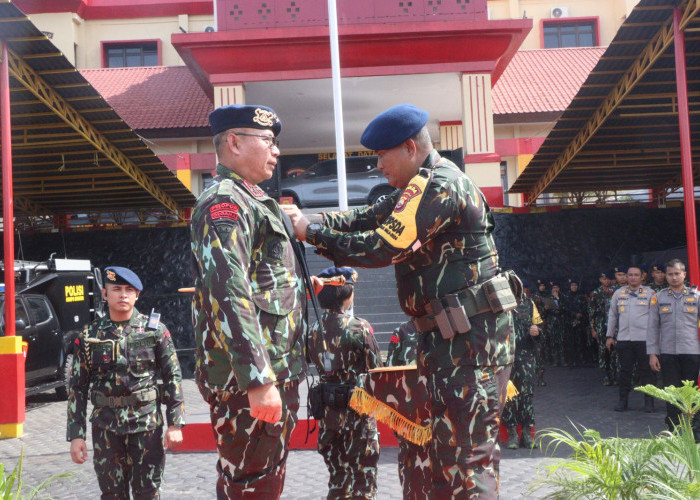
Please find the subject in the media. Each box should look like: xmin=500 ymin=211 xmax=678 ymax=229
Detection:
xmin=543 ymin=21 xmax=596 ymax=48
xmin=104 ymin=42 xmax=159 ymax=68
xmin=26 ymin=297 xmax=52 ymax=325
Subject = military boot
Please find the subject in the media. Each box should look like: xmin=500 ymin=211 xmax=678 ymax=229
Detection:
xmin=507 ymin=427 xmax=519 ymax=449
xmin=520 ymin=426 xmax=538 ymax=449
xmin=614 ymin=394 xmax=628 ymax=412
xmin=644 ymin=395 xmax=654 ymax=413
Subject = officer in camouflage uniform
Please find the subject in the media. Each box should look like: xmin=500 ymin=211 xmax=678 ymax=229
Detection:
xmin=563 ymin=279 xmax=589 ymax=366
xmin=544 ymin=281 xmax=567 ymax=367
xmin=502 ymin=281 xmax=542 ymax=450
xmin=284 ymin=104 xmax=516 ymax=498
xmin=588 ymin=271 xmax=618 ymax=385
xmin=308 ymin=266 xmax=382 ymax=499
xmin=649 ymin=263 xmax=667 ymax=292
xmin=532 ymin=280 xmax=548 ymax=385
xmin=613 ymin=265 xmax=629 ymax=289
xmin=67 ymin=267 xmax=185 ymax=499
xmin=190 ymin=104 xmax=307 ymax=498
xmin=385 ymin=321 xmax=431 ymax=500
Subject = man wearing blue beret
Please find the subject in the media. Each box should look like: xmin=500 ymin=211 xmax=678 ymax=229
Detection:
xmin=284 ymin=103 xmax=519 ymax=498
xmin=67 ymin=266 xmax=185 ymax=498
xmin=190 ymin=104 xmax=308 ymax=498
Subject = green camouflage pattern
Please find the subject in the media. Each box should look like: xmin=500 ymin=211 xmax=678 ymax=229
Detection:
xmin=92 ymin=425 xmax=164 ymax=499
xmin=312 ymin=150 xmax=512 ymax=367
xmin=190 ymin=163 xmax=307 ymax=392
xmin=649 ymin=282 xmax=666 ymax=292
xmin=385 ymin=322 xmax=431 ymax=500
xmin=563 ymin=289 xmax=594 ymax=365
xmin=589 ymin=284 xmax=618 ymax=383
xmin=418 ymin=358 xmax=511 ymax=498
xmin=67 ymin=308 xmax=184 ymax=441
xmin=199 ymin=380 xmax=300 ymax=498
xmin=544 ymin=293 xmax=567 ymax=365
xmin=309 ymin=311 xmax=383 ymax=383
xmin=309 ymin=311 xmax=382 ymax=499
xmin=532 ymin=290 xmax=548 ymax=384
xmin=502 ymin=299 xmax=540 ymax=429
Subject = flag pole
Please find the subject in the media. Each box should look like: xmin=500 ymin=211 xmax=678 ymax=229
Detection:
xmin=327 ymin=0 xmax=348 ymax=211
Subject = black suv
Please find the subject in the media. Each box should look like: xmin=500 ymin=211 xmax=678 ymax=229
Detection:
xmin=1 ymin=257 xmax=103 ymax=398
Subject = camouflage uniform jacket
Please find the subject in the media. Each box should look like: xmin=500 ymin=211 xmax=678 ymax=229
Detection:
xmin=309 ymin=311 xmax=383 ymax=384
xmin=309 ymin=150 xmax=511 ymax=366
xmin=588 ymin=285 xmax=614 ymax=335
xmin=67 ymin=309 xmax=185 ymax=441
xmin=512 ymin=299 xmax=543 ymax=353
xmin=386 ymin=322 xmax=418 ymax=367
xmin=190 ymin=164 xmax=307 ymax=392
xmin=563 ymin=291 xmax=588 ymax=326
xmin=649 ymin=282 xmax=666 ymax=293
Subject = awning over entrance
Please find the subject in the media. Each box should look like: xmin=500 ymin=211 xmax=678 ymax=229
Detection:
xmin=509 ymin=0 xmax=700 ymax=204
xmin=0 ymin=0 xmax=195 ymax=228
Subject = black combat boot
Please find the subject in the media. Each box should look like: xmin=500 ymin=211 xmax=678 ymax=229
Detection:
xmin=644 ymin=395 xmax=654 ymax=413
xmin=520 ymin=426 xmax=538 ymax=449
xmin=507 ymin=427 xmax=519 ymax=449
xmin=614 ymin=394 xmax=628 ymax=412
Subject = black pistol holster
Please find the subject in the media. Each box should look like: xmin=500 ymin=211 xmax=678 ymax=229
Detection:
xmin=309 ymin=382 xmax=355 ymax=419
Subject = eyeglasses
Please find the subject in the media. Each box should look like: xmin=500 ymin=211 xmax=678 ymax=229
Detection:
xmin=234 ymin=132 xmax=279 ymax=149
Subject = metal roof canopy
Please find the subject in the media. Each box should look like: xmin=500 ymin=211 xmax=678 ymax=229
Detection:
xmin=509 ymin=0 xmax=700 ymax=204
xmin=0 ymin=0 xmax=194 ymax=229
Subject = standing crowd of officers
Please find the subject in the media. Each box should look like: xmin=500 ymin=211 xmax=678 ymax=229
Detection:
xmin=63 ymin=99 xmax=700 ymax=500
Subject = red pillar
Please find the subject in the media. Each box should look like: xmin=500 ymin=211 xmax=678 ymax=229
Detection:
xmin=0 ymin=40 xmax=25 ymax=439
xmin=673 ymin=8 xmax=699 ymax=286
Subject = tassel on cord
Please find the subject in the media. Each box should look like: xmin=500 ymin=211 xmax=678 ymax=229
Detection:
xmin=349 ymin=388 xmax=431 ymax=446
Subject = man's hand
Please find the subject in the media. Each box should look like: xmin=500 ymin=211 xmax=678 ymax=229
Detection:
xmin=281 ymin=205 xmax=310 ymax=241
xmin=164 ymin=425 xmax=183 ymax=450
xmin=248 ymin=383 xmax=282 ymax=423
xmin=591 ymin=328 xmax=598 ymax=339
xmin=310 ymin=276 xmax=324 ymax=296
xmin=649 ymin=354 xmax=661 ymax=372
xmin=529 ymin=325 xmax=540 ymax=336
xmin=605 ymin=337 xmax=615 ymax=351
xmin=70 ymin=438 xmax=88 ymax=464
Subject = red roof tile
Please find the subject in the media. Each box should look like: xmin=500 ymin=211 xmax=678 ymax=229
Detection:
xmin=80 ymin=66 xmax=211 ymax=130
xmin=493 ymin=47 xmax=605 ymax=115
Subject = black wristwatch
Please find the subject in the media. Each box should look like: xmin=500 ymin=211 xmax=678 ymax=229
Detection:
xmin=305 ymin=223 xmax=323 ymax=244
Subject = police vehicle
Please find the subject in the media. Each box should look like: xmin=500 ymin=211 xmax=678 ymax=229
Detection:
xmin=0 ymin=255 xmax=103 ymax=398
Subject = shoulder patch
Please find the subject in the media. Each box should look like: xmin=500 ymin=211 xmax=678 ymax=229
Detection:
xmin=242 ymin=179 xmax=265 ymax=198
xmin=375 ymin=173 xmax=429 ymax=250
xmin=210 ymin=202 xmax=240 ymax=221
xmin=650 ymin=295 xmax=658 ymax=306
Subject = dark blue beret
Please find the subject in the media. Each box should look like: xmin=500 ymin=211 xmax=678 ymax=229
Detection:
xmin=598 ymin=271 xmax=610 ymax=278
xmin=521 ymin=279 xmax=531 ymax=289
xmin=613 ymin=265 xmax=628 ymax=273
xmin=549 ymin=280 xmax=561 ymax=287
xmin=536 ymin=279 xmax=547 ymax=286
xmin=317 ymin=266 xmax=358 ymax=284
xmin=104 ymin=266 xmax=142 ymax=291
xmin=360 ymin=104 xmax=429 ymax=151
xmin=209 ymin=104 xmax=281 ymax=136
xmin=651 ymin=263 xmax=665 ymax=272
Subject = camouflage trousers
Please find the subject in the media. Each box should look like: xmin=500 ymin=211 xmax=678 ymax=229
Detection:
xmin=547 ymin=316 xmax=566 ymax=364
xmin=318 ymin=407 xmax=379 ymax=499
xmin=199 ymin=379 xmax=300 ymax=499
xmin=396 ymin=438 xmax=431 ymax=500
xmin=597 ymin=337 xmax=618 ymax=384
xmin=92 ymin=424 xmax=164 ymax=500
xmin=501 ymin=349 xmax=536 ymax=428
xmin=418 ymin=334 xmax=511 ymax=499
xmin=534 ymin=326 xmax=546 ymax=384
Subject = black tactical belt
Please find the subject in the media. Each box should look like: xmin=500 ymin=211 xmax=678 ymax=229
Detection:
xmin=91 ymin=388 xmax=158 ymax=408
xmin=411 ymin=272 xmax=519 ymax=335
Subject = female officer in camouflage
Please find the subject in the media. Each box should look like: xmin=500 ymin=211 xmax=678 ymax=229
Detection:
xmin=308 ymin=266 xmax=383 ymax=499
xmin=190 ymin=104 xmax=308 ymax=498
xmin=67 ymin=266 xmax=184 ymax=499
xmin=285 ymin=104 xmax=515 ymax=499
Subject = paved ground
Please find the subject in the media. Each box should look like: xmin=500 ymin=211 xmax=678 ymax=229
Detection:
xmin=2 ymin=364 xmax=667 ymax=499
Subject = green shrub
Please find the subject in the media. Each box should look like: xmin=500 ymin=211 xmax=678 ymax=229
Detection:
xmin=0 ymin=448 xmax=75 ymax=500
xmin=531 ymin=381 xmax=700 ymax=499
